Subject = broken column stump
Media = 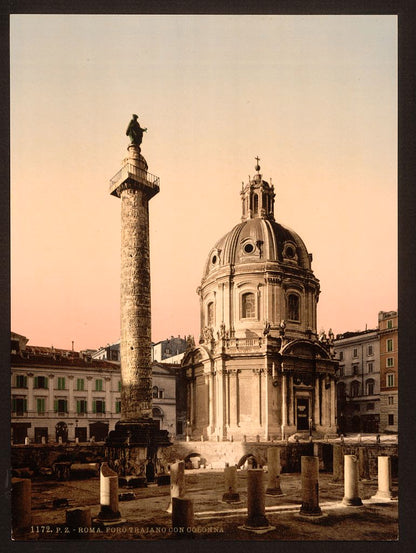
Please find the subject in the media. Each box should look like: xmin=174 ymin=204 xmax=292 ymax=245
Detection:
xmin=239 ymin=469 xmax=275 ymax=534
xmin=265 ymin=447 xmax=284 ymax=496
xmin=296 ymin=456 xmax=327 ymax=521
xmin=342 ymin=454 xmax=363 ymax=506
xmin=167 ymin=461 xmax=185 ymax=513
xmin=371 ymin=456 xmax=395 ymax=501
xmin=222 ymin=465 xmax=240 ymax=503
xmin=11 ymin=478 xmax=31 ymax=534
xmin=95 ymin=463 xmax=125 ymax=525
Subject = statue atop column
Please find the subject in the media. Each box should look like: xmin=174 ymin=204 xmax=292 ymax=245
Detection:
xmin=126 ymin=114 xmax=147 ymax=147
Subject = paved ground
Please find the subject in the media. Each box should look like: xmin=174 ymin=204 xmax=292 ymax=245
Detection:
xmin=16 ymin=467 xmax=398 ymax=542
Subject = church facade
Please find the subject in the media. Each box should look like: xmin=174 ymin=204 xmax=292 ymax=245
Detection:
xmin=181 ymin=162 xmax=338 ymax=441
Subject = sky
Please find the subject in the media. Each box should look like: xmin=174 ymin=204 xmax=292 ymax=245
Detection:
xmin=10 ymin=14 xmax=397 ymax=351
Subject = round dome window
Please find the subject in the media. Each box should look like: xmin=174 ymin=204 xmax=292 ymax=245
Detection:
xmin=212 ymin=254 xmax=217 ymax=264
xmin=243 ymin=243 xmax=254 ymax=254
xmin=285 ymin=245 xmax=295 ymax=259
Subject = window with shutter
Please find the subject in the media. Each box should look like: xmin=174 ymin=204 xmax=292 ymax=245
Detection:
xmin=37 ymin=398 xmax=45 ymax=414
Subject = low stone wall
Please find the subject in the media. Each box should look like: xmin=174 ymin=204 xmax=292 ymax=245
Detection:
xmin=313 ymin=442 xmax=398 ymax=477
xmin=158 ymin=441 xmax=314 ymax=472
xmin=12 ymin=440 xmax=398 ymax=478
xmin=11 ymin=444 xmax=106 ymax=473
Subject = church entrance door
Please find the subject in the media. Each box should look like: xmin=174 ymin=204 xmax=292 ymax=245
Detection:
xmin=296 ymin=398 xmax=309 ymax=430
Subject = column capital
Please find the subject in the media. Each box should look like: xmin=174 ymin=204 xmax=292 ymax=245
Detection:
xmin=252 ymin=368 xmax=264 ymax=375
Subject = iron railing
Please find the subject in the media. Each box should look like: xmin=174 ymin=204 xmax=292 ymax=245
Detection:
xmin=110 ymin=162 xmax=160 ymax=190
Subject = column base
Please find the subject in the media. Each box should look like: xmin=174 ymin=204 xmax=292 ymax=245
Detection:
xmin=342 ymin=497 xmax=363 ymax=506
xmin=370 ymin=491 xmax=396 ymax=502
xmin=105 ymin=419 xmax=171 ymax=477
xmin=95 ymin=506 xmax=125 ymax=526
xmin=238 ymin=524 xmax=276 ymax=534
xmin=94 ymin=517 xmax=126 ymax=527
xmin=295 ymin=512 xmax=328 ymax=523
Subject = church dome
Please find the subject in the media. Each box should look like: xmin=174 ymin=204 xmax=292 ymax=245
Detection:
xmin=202 ymin=161 xmax=312 ymax=282
xmin=203 ymin=218 xmax=312 ymax=279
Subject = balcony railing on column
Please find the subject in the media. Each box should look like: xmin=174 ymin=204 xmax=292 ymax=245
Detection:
xmin=109 ymin=163 xmax=160 ymax=193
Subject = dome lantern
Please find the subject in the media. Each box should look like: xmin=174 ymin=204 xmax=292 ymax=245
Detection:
xmin=241 ymin=157 xmax=275 ymax=222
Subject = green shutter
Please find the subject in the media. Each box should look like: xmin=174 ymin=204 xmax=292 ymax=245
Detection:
xmin=54 ymin=400 xmax=58 ymax=412
xmin=103 ymin=401 xmax=106 ymax=414
xmin=76 ymin=400 xmax=80 ymax=414
xmin=24 ymin=399 xmax=27 ymax=412
xmin=92 ymin=401 xmax=96 ymax=414
xmin=34 ymin=376 xmax=38 ymax=388
xmin=64 ymin=400 xmax=68 ymax=413
xmin=45 ymin=377 xmax=48 ymax=389
xmin=23 ymin=375 xmax=27 ymax=387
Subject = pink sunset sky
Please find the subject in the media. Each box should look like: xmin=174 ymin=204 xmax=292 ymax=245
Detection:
xmin=10 ymin=15 xmax=397 ymax=351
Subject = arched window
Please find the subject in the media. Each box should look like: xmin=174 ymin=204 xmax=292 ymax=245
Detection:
xmin=207 ymin=302 xmax=214 ymax=326
xmin=241 ymin=292 xmax=256 ymax=318
xmin=152 ymin=386 xmax=158 ymax=399
xmin=366 ymin=379 xmax=375 ymax=396
xmin=253 ymin=194 xmax=258 ymax=214
xmin=350 ymin=380 xmax=360 ymax=398
xmin=152 ymin=407 xmax=163 ymax=418
xmin=288 ymin=294 xmax=300 ymax=321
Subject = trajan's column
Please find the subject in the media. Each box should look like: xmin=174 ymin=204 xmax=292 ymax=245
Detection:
xmin=106 ymin=115 xmax=170 ymax=478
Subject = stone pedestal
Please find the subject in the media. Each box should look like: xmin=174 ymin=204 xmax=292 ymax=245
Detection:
xmin=24 ymin=437 xmax=30 ymax=446
xmin=297 ymin=456 xmax=326 ymax=520
xmin=11 ymin=478 xmax=31 ymax=532
xmin=265 ymin=447 xmax=283 ymax=496
xmin=332 ymin=444 xmax=344 ymax=482
xmin=222 ymin=466 xmax=240 ymax=503
xmin=172 ymin=497 xmax=194 ymax=528
xmin=167 ymin=461 xmax=185 ymax=512
xmin=342 ymin=455 xmax=363 ymax=506
xmin=371 ymin=456 xmax=394 ymax=501
xmin=106 ymin=420 xmax=170 ymax=477
xmin=239 ymin=469 xmax=275 ymax=533
xmin=96 ymin=463 xmax=124 ymax=525
xmin=66 ymin=507 xmax=92 ymax=538
xmin=358 ymin=447 xmax=370 ymax=480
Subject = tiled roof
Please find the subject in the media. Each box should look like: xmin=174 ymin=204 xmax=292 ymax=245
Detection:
xmin=11 ymin=352 xmax=120 ymax=371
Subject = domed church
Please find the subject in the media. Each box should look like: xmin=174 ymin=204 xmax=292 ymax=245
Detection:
xmin=181 ymin=160 xmax=338 ymax=441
